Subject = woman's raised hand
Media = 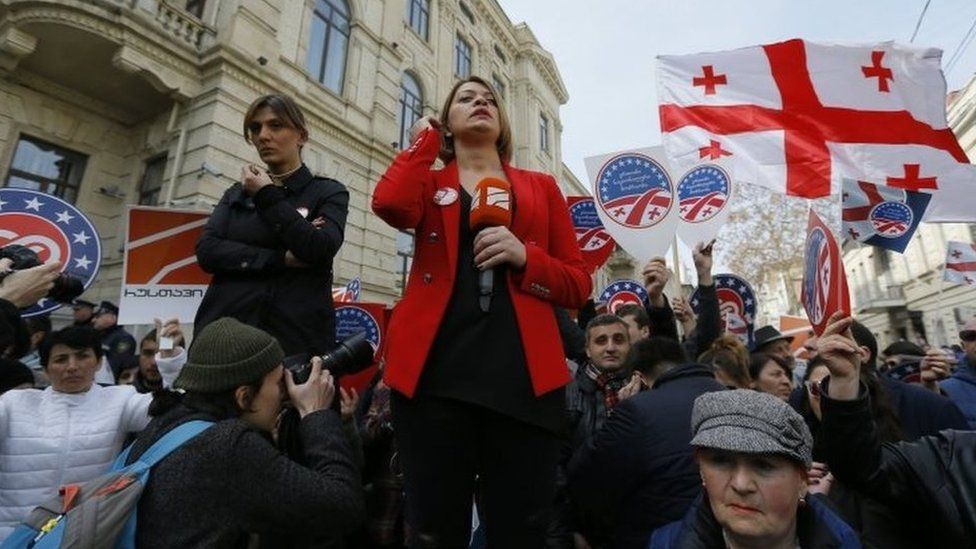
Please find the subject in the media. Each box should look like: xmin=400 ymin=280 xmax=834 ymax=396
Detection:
xmin=241 ymin=164 xmax=274 ymax=195
xmin=408 ymin=116 xmax=442 ymax=145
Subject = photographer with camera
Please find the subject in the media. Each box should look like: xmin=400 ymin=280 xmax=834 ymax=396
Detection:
xmin=127 ymin=317 xmax=363 ymax=546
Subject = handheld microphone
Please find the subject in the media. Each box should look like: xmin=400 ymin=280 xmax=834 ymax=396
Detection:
xmin=469 ymin=177 xmax=513 ymax=313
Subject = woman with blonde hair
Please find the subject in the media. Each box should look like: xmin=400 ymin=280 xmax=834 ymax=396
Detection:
xmin=372 ymin=76 xmax=590 ymax=546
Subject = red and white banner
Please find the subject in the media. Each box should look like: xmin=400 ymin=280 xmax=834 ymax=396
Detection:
xmin=657 ymin=39 xmax=976 ymax=222
xmin=801 ymin=209 xmax=850 ymax=335
xmin=334 ymin=302 xmax=387 ymax=393
xmin=118 ymin=207 xmax=211 ymax=325
xmin=566 ymin=196 xmax=615 ymax=273
xmin=944 ymin=241 xmax=976 ymax=287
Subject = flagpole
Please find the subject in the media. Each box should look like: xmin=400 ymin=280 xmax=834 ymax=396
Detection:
xmin=672 ymin=235 xmax=682 ymax=287
xmin=671 ymin=235 xmax=685 ymax=339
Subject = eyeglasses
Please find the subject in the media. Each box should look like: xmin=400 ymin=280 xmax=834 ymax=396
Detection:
xmin=804 ymin=379 xmax=823 ymax=398
xmin=960 ymin=330 xmax=976 ymax=343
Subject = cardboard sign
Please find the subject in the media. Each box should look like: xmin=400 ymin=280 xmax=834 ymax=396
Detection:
xmin=334 ymin=302 xmax=387 ymax=393
xmin=584 ymin=147 xmax=679 ymax=261
xmin=801 ymin=209 xmax=850 ymax=335
xmin=0 ymin=188 xmax=102 ymax=317
xmin=566 ymin=196 xmax=615 ymax=273
xmin=118 ymin=206 xmax=211 ymax=325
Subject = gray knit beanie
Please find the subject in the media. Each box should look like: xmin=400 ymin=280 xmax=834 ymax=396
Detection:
xmin=690 ymin=389 xmax=814 ymax=468
xmin=174 ymin=317 xmax=284 ymax=393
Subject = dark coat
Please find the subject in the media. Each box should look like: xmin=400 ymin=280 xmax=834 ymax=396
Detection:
xmin=939 ymin=359 xmax=976 ymax=429
xmin=649 ymin=493 xmax=861 ymax=548
xmin=568 ymin=363 xmax=725 ymax=549
xmin=820 ymin=382 xmax=976 ymax=548
xmin=790 ymin=385 xmax=926 ymax=548
xmin=880 ymin=375 xmax=969 ymax=438
xmin=126 ymin=404 xmax=364 ymax=548
xmin=195 ymin=165 xmax=348 ymax=356
xmin=99 ymin=324 xmax=136 ymax=377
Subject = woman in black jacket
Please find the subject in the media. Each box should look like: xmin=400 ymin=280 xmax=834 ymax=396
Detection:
xmin=128 ymin=317 xmax=364 ymax=547
xmin=195 ymin=94 xmax=349 ymax=356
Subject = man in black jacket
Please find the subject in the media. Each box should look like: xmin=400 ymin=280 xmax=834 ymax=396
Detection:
xmin=567 ymin=337 xmax=726 ymax=549
xmin=817 ymin=311 xmax=976 ymax=548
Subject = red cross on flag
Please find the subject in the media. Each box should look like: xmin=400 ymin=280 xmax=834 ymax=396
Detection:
xmin=657 ymin=39 xmax=976 ymax=222
xmin=944 ymin=241 xmax=976 ymax=287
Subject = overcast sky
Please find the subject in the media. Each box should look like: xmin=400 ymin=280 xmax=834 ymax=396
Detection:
xmin=496 ymin=0 xmax=976 ymax=183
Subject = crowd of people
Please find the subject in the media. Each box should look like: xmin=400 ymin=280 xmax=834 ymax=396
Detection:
xmin=0 ymin=80 xmax=974 ymax=548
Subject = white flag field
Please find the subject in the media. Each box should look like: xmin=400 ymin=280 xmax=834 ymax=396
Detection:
xmin=657 ymin=39 xmax=976 ymax=222
xmin=944 ymin=241 xmax=976 ymax=287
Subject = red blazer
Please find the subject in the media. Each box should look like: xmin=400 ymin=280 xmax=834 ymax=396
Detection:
xmin=372 ymin=128 xmax=592 ymax=397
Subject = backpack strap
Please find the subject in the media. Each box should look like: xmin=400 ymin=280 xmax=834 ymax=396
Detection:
xmin=129 ymin=420 xmax=213 ymax=470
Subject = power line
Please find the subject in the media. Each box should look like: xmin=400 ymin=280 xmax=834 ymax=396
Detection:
xmin=910 ymin=0 xmax=932 ymax=43
xmin=945 ymin=13 xmax=976 ymax=75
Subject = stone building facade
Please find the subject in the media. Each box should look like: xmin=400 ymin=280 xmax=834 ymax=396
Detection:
xmin=0 ymin=0 xmax=588 ymax=311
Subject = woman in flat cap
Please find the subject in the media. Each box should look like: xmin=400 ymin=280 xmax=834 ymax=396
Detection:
xmin=649 ymin=389 xmax=861 ymax=549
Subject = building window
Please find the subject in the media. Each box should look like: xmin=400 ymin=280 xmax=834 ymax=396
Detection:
xmin=4 ymin=136 xmax=87 ymax=203
xmin=139 ymin=155 xmax=167 ymax=206
xmin=491 ymin=73 xmax=506 ymax=99
xmin=459 ymin=1 xmax=475 ymax=24
xmin=306 ymin=0 xmax=350 ymax=94
xmin=185 ymin=0 xmax=205 ymax=18
xmin=539 ymin=113 xmax=550 ymax=153
xmin=399 ymin=73 xmax=424 ymax=149
xmin=454 ymin=34 xmax=472 ymax=78
xmin=493 ymin=44 xmax=507 ymax=64
xmin=406 ymin=0 xmax=429 ymax=40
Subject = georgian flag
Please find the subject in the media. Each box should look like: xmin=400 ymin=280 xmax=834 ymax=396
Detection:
xmin=657 ymin=39 xmax=976 ymax=222
xmin=944 ymin=241 xmax=976 ymax=286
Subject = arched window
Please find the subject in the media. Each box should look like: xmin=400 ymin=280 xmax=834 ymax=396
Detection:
xmin=405 ymin=0 xmax=429 ymax=40
xmin=399 ymin=73 xmax=424 ymax=148
xmin=306 ymin=0 xmax=350 ymax=94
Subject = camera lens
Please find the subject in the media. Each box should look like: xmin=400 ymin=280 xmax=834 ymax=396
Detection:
xmin=320 ymin=331 xmax=374 ymax=377
xmin=48 ymin=275 xmax=84 ymax=303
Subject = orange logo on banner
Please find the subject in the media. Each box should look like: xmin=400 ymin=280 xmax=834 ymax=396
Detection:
xmin=126 ymin=208 xmax=211 ymax=285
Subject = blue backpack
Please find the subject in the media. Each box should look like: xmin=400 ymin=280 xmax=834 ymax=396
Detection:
xmin=2 ymin=420 xmax=212 ymax=549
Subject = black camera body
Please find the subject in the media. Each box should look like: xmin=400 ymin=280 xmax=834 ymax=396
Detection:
xmin=0 ymin=245 xmax=84 ymax=303
xmin=284 ymin=331 xmax=375 ymax=384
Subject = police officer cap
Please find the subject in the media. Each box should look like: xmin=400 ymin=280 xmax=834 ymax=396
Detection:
xmin=95 ymin=301 xmax=119 ymax=316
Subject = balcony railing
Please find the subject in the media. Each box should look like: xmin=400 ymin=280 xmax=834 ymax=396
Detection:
xmin=89 ymin=0 xmax=216 ymax=50
xmin=854 ymin=285 xmax=906 ymax=312
xmin=154 ymin=1 xmax=214 ymax=50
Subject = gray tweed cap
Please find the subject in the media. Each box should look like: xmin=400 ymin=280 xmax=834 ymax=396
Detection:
xmin=690 ymin=389 xmax=813 ymax=468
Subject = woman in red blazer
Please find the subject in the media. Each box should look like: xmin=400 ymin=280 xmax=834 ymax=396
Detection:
xmin=372 ymin=76 xmax=591 ymax=546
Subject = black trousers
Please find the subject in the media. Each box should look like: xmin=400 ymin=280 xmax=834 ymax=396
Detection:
xmin=391 ymin=394 xmax=562 ymax=549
